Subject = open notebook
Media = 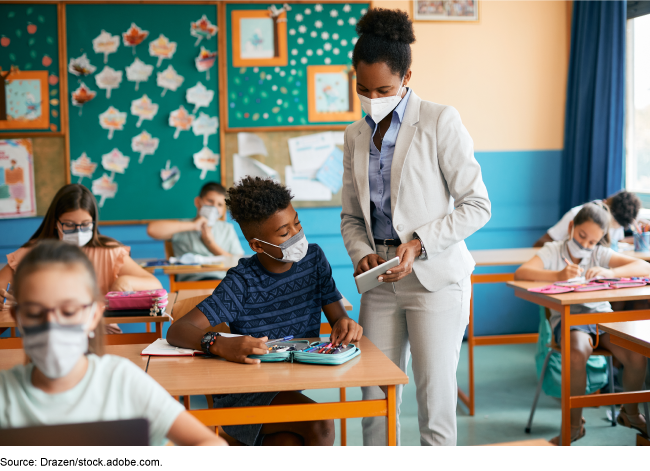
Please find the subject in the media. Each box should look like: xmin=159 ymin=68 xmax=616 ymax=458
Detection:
xmin=141 ymin=336 xmax=240 ymax=357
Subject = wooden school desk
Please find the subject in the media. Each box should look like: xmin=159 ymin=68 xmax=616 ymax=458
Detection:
xmin=0 ymin=343 xmax=150 ymax=372
xmin=0 ymin=293 xmax=176 ymax=349
xmin=139 ymin=256 xmax=242 ymax=275
xmin=460 ymin=248 xmax=540 ymax=415
xmin=598 ymin=320 xmax=650 ymax=358
xmin=507 ymin=281 xmax=650 ymax=446
xmin=146 ymin=336 xmax=408 ymax=446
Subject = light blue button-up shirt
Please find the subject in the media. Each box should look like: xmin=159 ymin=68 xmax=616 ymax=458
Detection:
xmin=365 ymin=88 xmax=412 ymax=240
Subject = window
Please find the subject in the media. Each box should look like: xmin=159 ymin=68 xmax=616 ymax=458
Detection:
xmin=625 ymin=14 xmax=650 ymax=193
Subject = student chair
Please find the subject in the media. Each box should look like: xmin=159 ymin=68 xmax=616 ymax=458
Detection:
xmin=164 ymin=240 xmax=221 ymax=292
xmin=526 ymin=309 xmax=616 ymax=433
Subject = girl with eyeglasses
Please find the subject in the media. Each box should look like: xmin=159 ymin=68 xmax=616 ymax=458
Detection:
xmin=0 ymin=184 xmax=161 ymax=323
xmin=0 ymin=240 xmax=226 ymax=446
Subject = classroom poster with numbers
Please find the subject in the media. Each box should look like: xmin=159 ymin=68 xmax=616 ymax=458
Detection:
xmin=226 ymin=2 xmax=368 ymax=129
xmin=66 ymin=4 xmax=220 ymax=221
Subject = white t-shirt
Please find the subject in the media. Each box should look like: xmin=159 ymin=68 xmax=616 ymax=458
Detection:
xmin=547 ymin=202 xmax=625 ymax=243
xmin=0 ymin=354 xmax=184 ymax=446
xmin=536 ymin=240 xmax=614 ymax=330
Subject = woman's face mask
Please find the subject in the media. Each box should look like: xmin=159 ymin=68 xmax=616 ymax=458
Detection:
xmin=253 ymin=229 xmax=309 ymax=263
xmin=357 ymin=77 xmax=405 ymax=124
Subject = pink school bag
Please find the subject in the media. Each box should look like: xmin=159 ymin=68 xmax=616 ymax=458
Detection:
xmin=105 ymin=289 xmax=169 ymax=316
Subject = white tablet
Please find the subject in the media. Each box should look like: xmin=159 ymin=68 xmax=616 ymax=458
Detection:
xmin=354 ymin=257 xmax=401 ymax=294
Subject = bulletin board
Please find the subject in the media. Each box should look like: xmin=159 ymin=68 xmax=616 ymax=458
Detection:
xmin=0 ymin=3 xmax=61 ymax=134
xmin=65 ymin=3 xmax=221 ymax=222
xmin=224 ymin=2 xmax=368 ymax=131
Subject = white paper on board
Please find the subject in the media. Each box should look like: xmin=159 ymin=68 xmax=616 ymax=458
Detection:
xmin=233 ymin=154 xmax=279 ymax=183
xmin=287 ymin=132 xmax=336 ymax=178
xmin=237 ymin=133 xmax=268 ymax=158
xmin=331 ymin=132 xmax=345 ymax=146
xmin=285 ymin=166 xmax=332 ymax=202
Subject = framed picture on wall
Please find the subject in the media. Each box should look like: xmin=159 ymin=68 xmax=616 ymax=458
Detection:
xmin=0 ymin=69 xmax=50 ymax=130
xmin=412 ymin=0 xmax=479 ymax=22
xmin=231 ymin=9 xmax=288 ymax=67
xmin=307 ymin=65 xmax=360 ymax=123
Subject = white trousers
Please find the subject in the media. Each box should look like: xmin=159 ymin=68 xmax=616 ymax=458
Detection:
xmin=359 ymin=246 xmax=471 ymax=446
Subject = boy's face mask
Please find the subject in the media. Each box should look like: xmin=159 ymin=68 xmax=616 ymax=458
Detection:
xmin=199 ymin=205 xmax=219 ymax=227
xmin=253 ymin=229 xmax=309 ymax=263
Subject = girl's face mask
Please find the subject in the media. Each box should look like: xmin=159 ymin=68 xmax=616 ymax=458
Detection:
xmin=567 ymin=227 xmax=595 ymax=260
xmin=253 ymin=229 xmax=309 ymax=263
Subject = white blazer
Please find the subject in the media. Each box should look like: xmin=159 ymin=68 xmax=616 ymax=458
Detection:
xmin=340 ymin=91 xmax=491 ymax=292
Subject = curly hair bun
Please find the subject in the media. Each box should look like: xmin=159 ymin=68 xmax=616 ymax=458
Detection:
xmin=356 ymin=8 xmax=415 ymax=44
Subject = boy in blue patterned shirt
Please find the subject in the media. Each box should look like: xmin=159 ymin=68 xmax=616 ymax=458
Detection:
xmin=167 ymin=176 xmax=362 ymax=446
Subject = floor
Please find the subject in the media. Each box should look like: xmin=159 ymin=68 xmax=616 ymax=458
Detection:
xmin=188 ymin=342 xmax=647 ymax=446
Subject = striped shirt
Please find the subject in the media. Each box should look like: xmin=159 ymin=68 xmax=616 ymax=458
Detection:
xmin=197 ymin=244 xmax=342 ymax=339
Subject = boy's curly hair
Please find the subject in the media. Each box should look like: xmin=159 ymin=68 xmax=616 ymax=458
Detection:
xmin=226 ymin=177 xmax=293 ymax=235
xmin=609 ymin=191 xmax=641 ymax=229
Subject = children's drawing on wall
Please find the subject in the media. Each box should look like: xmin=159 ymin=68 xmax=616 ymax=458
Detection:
xmin=0 ymin=69 xmax=50 ymax=130
xmin=160 ymin=160 xmax=180 ymax=190
xmin=0 ymin=139 xmax=36 ymax=218
xmin=122 ymin=23 xmax=149 ymax=56
xmin=71 ymin=82 xmax=96 ymax=116
xmin=315 ymin=71 xmax=351 ymax=113
xmin=70 ymin=152 xmax=97 ymax=184
xmin=240 ymin=17 xmax=275 ymax=59
xmin=190 ymin=15 xmax=218 ymax=47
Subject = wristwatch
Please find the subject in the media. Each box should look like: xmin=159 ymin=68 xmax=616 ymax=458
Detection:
xmin=413 ymin=233 xmax=428 ymax=261
xmin=200 ymin=331 xmax=221 ymax=356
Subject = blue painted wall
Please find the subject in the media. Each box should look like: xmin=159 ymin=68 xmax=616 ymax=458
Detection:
xmin=0 ymin=150 xmax=562 ymax=337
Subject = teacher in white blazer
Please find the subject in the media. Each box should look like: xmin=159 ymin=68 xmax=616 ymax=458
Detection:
xmin=341 ymin=9 xmax=491 ymax=446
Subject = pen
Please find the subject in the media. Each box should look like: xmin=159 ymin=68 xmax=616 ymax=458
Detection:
xmin=2 ymin=282 xmax=9 ymax=305
xmin=266 ymin=336 xmax=294 ymax=345
xmin=305 ymin=342 xmax=326 ymax=352
xmin=318 ymin=343 xmax=332 ymax=353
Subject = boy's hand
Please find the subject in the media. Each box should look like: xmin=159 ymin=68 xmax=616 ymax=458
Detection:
xmin=330 ymin=317 xmax=363 ymax=347
xmin=194 ymin=216 xmax=209 ymax=232
xmin=557 ymin=264 xmax=583 ymax=281
xmin=200 ymin=221 xmax=215 ymax=246
xmin=212 ymin=335 xmax=269 ymax=364
xmin=585 ymin=267 xmax=615 ymax=280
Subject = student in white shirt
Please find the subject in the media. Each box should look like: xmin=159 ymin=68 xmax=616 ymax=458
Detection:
xmin=516 ymin=202 xmax=648 ymax=444
xmin=0 ymin=240 xmax=226 ymax=446
xmin=533 ymin=191 xmax=641 ymax=247
xmin=147 ymin=182 xmax=244 ymax=280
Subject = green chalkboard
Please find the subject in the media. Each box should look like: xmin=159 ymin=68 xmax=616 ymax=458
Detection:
xmin=226 ymin=2 xmax=368 ymax=129
xmin=66 ymin=4 xmax=220 ymax=222
xmin=0 ymin=3 xmax=61 ymax=133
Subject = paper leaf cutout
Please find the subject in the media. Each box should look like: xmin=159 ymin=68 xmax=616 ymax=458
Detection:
xmin=99 ymin=106 xmax=127 ymax=140
xmin=161 ymin=160 xmax=181 ymax=190
xmin=149 ymin=34 xmax=177 ymax=67
xmin=190 ymin=15 xmax=217 ymax=46
xmin=130 ymin=94 xmax=159 ymax=127
xmin=156 ymin=65 xmax=184 ymax=97
xmin=186 ymin=81 xmax=214 ymax=114
xmin=92 ymin=30 xmax=120 ymax=64
xmin=95 ymin=66 xmax=123 ymax=99
xmin=102 ymin=148 xmax=130 ymax=177
xmin=193 ymin=146 xmax=219 ymax=180
xmin=68 ymin=53 xmax=96 ymax=76
xmin=122 ymin=23 xmax=149 ymax=55
xmin=195 ymin=46 xmax=216 ymax=80
xmin=191 ymin=112 xmax=218 ymax=146
xmin=125 ymin=58 xmax=153 ymax=91
xmin=71 ymin=82 xmax=96 ymax=116
xmin=92 ymin=173 xmax=118 ymax=208
xmin=168 ymin=105 xmax=194 ymax=139
xmin=71 ymin=152 xmax=97 ymax=183
xmin=132 ymin=131 xmax=160 ymax=164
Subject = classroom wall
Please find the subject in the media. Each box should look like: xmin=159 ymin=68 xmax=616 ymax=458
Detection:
xmin=0 ymin=1 xmax=571 ymax=337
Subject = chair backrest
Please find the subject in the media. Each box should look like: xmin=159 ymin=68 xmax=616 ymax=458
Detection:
xmin=164 ymin=240 xmax=174 ymax=259
xmin=171 ymin=294 xmax=230 ymax=334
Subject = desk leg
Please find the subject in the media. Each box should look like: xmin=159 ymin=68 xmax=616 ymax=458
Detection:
xmin=146 ymin=323 xmax=151 ymax=333
xmin=561 ymin=305 xmax=571 ymax=446
xmin=387 ymin=385 xmax=396 ymax=446
xmin=340 ymin=388 xmax=347 ymax=446
xmin=156 ymin=322 xmax=162 ymax=338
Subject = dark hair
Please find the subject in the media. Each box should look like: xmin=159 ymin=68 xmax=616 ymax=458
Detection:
xmin=608 ymin=191 xmax=641 ymax=228
xmin=226 ymin=176 xmax=293 ymax=236
xmin=352 ymin=8 xmax=416 ymax=77
xmin=13 ymin=240 xmax=104 ymax=355
xmin=199 ymin=181 xmax=226 ymax=198
xmin=573 ymin=201 xmax=611 ymax=247
xmin=25 ymin=184 xmax=120 ymax=249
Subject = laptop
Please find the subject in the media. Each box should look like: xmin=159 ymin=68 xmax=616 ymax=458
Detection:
xmin=0 ymin=419 xmax=149 ymax=446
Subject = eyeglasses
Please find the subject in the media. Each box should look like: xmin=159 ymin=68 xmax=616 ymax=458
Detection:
xmin=15 ymin=302 xmax=95 ymax=327
xmin=58 ymin=220 xmax=93 ymax=233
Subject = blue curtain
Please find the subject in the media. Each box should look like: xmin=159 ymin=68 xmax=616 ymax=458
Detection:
xmin=561 ymin=1 xmax=626 ymax=213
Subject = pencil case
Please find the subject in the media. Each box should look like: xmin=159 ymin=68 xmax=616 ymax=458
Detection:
xmin=249 ymin=341 xmax=361 ymax=365
xmin=105 ymin=289 xmax=168 ymax=316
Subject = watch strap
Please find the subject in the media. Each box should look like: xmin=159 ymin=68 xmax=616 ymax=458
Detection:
xmin=201 ymin=331 xmax=220 ymax=356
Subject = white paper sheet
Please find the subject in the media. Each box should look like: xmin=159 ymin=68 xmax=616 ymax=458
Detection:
xmin=233 ymin=153 xmax=279 ymax=183
xmin=237 ymin=132 xmax=268 ymax=157
xmin=331 ymin=131 xmax=345 ymax=146
xmin=285 ymin=166 xmax=332 ymax=201
xmin=287 ymin=132 xmax=336 ymax=178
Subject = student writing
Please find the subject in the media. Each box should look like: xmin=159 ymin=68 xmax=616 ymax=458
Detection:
xmin=167 ymin=176 xmax=363 ymax=446
xmin=516 ymin=202 xmax=648 ymax=443
xmin=0 ymin=240 xmax=226 ymax=446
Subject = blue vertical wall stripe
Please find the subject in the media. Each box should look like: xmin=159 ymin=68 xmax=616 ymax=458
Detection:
xmin=0 ymin=149 xmax=562 ymax=336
